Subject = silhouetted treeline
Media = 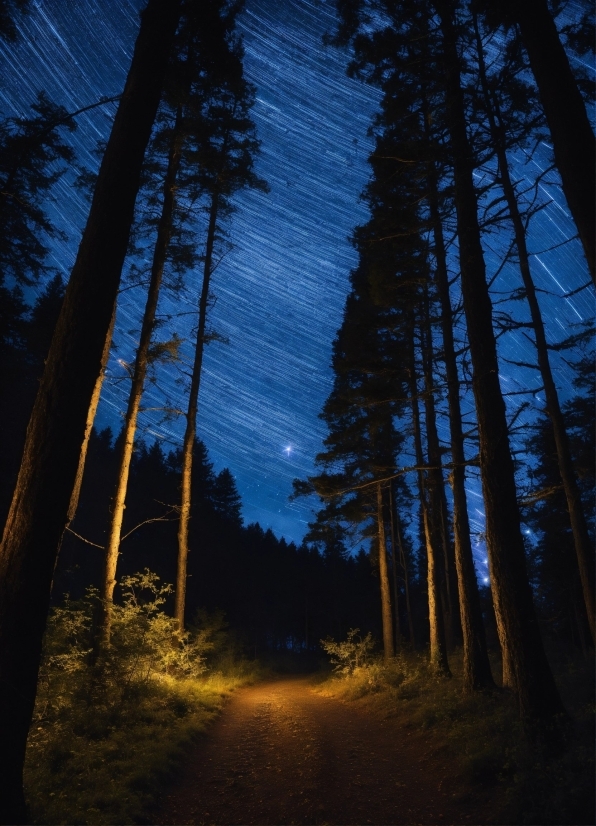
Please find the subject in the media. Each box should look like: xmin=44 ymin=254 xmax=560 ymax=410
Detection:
xmin=50 ymin=427 xmax=383 ymax=657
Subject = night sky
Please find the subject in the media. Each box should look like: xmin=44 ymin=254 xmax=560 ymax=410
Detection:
xmin=0 ymin=0 xmax=593 ymax=559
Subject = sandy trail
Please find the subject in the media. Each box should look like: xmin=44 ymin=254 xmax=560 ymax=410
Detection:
xmin=155 ymin=677 xmax=486 ymax=825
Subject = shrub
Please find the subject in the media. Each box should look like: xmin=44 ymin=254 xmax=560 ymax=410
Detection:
xmin=320 ymin=628 xmax=376 ymax=675
xmin=106 ymin=570 xmax=214 ymax=682
xmin=25 ymin=571 xmax=259 ymax=824
xmin=315 ymin=644 xmax=595 ymax=825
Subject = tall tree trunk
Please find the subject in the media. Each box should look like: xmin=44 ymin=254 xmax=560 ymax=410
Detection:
xmin=473 ymin=14 xmax=595 ymax=645
xmin=0 ymin=2 xmax=181 ymax=821
xmin=510 ymin=0 xmax=595 ymax=283
xmin=434 ymin=0 xmax=565 ymax=730
xmin=175 ymin=192 xmax=219 ymax=630
xmin=388 ymin=483 xmax=401 ymax=652
xmin=420 ymin=287 xmax=461 ymax=651
xmin=100 ymin=109 xmax=185 ymax=648
xmin=376 ymin=482 xmax=395 ymax=660
xmin=424 ymin=140 xmax=494 ymax=691
xmin=305 ymin=592 xmax=309 ymax=651
xmin=409 ymin=347 xmax=451 ymax=676
xmin=66 ymin=306 xmax=116 ymax=528
xmin=391 ymin=489 xmax=416 ymax=648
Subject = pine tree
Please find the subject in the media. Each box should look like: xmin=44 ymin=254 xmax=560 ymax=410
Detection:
xmin=0 ymin=278 xmax=66 ymax=522
xmin=523 ymin=355 xmax=595 ymax=653
xmin=479 ymin=0 xmax=595 ymax=282
xmin=421 ymin=108 xmax=494 ymax=690
xmin=0 ymin=0 xmax=30 ymax=41
xmin=333 ymin=0 xmax=567 ymax=726
xmin=0 ymin=2 xmax=181 ymax=819
xmin=175 ymin=1 xmax=267 ymax=629
xmin=472 ymin=10 xmax=595 ymax=643
xmin=432 ymin=0 xmax=566 ymax=732
xmin=98 ymin=0 xmax=222 ymax=646
xmin=298 ymin=256 xmax=419 ymax=661
xmin=334 ymin=0 xmax=492 ymax=685
xmin=408 ymin=335 xmax=450 ymax=676
xmin=0 ymin=93 xmax=76 ymax=289
xmin=211 ymin=468 xmax=243 ymax=528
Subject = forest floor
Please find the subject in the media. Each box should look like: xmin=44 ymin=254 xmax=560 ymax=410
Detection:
xmin=153 ymin=676 xmax=495 ymax=826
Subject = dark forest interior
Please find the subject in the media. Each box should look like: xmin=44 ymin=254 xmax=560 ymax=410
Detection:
xmin=0 ymin=0 xmax=593 ymax=824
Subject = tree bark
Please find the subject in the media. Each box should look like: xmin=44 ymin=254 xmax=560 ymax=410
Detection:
xmin=420 ymin=287 xmax=461 ymax=651
xmin=175 ymin=192 xmax=219 ymax=630
xmin=0 ymin=2 xmax=181 ymax=821
xmin=409 ymin=346 xmax=450 ymax=676
xmin=512 ymin=0 xmax=595 ymax=283
xmin=66 ymin=306 xmax=116 ymax=527
xmin=473 ymin=14 xmax=595 ymax=645
xmin=425 ymin=146 xmax=494 ymax=691
xmin=388 ymin=483 xmax=401 ymax=652
xmin=376 ymin=482 xmax=395 ymax=660
xmin=100 ymin=109 xmax=185 ymax=648
xmin=391 ymin=489 xmax=416 ymax=648
xmin=434 ymin=0 xmax=565 ymax=730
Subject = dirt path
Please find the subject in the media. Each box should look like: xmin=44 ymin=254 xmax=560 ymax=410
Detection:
xmin=155 ymin=677 xmax=489 ymax=825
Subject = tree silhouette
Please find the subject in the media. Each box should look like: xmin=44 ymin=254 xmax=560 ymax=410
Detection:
xmin=432 ymin=0 xmax=565 ymax=733
xmin=478 ymin=0 xmax=595 ymax=282
xmin=175 ymin=0 xmax=268 ymax=629
xmin=0 ymin=93 xmax=76 ymax=288
xmin=0 ymin=1 xmax=182 ymax=818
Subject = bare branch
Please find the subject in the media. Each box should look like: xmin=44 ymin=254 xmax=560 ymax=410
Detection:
xmin=65 ymin=527 xmax=104 ymax=549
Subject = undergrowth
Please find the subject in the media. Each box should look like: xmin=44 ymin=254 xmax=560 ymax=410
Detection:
xmin=24 ymin=571 xmax=260 ymax=825
xmin=317 ymin=631 xmax=594 ymax=825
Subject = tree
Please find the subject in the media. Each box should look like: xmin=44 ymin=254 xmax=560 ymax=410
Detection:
xmin=0 ymin=277 xmax=65 ymax=522
xmin=480 ymin=0 xmax=595 ymax=283
xmin=101 ymin=0 xmax=254 ymax=644
xmin=297 ymin=255 xmax=419 ymax=661
xmin=334 ymin=0 xmax=494 ymax=687
xmin=211 ymin=468 xmax=243 ymax=528
xmin=0 ymin=92 xmax=76 ymax=289
xmin=408 ymin=336 xmax=451 ymax=676
xmin=375 ymin=481 xmax=394 ymax=660
xmin=99 ymin=112 xmax=184 ymax=643
xmin=425 ymin=156 xmax=493 ymax=690
xmin=0 ymin=0 xmax=29 ymax=41
xmin=432 ymin=0 xmax=565 ymax=732
xmin=0 ymin=1 xmax=181 ymax=819
xmin=523 ymin=355 xmax=595 ymax=653
xmin=472 ymin=11 xmax=595 ymax=643
xmin=175 ymin=4 xmax=267 ymax=628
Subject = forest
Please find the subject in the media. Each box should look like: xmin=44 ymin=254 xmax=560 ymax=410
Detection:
xmin=0 ymin=0 xmax=593 ymax=824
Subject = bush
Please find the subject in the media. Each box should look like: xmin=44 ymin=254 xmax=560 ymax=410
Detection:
xmin=25 ymin=571 xmax=259 ymax=824
xmin=320 ymin=628 xmax=376 ymax=675
xmin=315 ymin=640 xmax=595 ymax=825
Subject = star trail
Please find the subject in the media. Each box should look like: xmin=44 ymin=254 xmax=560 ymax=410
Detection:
xmin=0 ymin=0 xmax=592 ymax=551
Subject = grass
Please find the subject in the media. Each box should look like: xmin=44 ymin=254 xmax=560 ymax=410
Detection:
xmin=24 ymin=586 xmax=594 ymax=825
xmin=315 ymin=645 xmax=595 ymax=825
xmin=25 ymin=673 xmax=238 ymax=825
